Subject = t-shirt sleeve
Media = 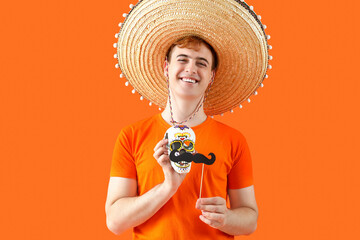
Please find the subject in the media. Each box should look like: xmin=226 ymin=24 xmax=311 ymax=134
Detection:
xmin=227 ymin=134 xmax=254 ymax=189
xmin=110 ymin=128 xmax=137 ymax=179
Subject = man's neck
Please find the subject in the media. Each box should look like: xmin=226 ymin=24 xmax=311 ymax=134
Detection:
xmin=161 ymin=94 xmax=208 ymax=127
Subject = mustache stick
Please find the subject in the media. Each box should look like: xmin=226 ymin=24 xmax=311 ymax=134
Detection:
xmin=199 ymin=163 xmax=204 ymax=198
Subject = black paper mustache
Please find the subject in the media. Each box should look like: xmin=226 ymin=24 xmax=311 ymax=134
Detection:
xmin=169 ymin=149 xmax=216 ymax=165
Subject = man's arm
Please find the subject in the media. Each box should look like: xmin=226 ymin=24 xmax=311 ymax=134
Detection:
xmin=105 ymin=177 xmax=177 ymax=235
xmin=195 ymin=185 xmax=258 ymax=236
xmin=105 ymin=139 xmax=186 ymax=235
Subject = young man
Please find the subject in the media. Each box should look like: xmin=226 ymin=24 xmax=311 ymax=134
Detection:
xmin=106 ymin=0 xmax=271 ymax=239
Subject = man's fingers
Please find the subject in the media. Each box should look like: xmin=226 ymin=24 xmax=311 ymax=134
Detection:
xmin=153 ymin=146 xmax=168 ymax=159
xmin=201 ymin=211 xmax=224 ymax=222
xmin=196 ymin=197 xmax=227 ymax=213
xmin=153 ymin=138 xmax=171 ymax=169
xmin=153 ymin=139 xmax=168 ymax=151
xmin=199 ymin=215 xmax=222 ymax=229
xmin=198 ymin=197 xmax=225 ymax=205
xmin=198 ymin=204 xmax=224 ymax=213
xmin=157 ymin=154 xmax=170 ymax=166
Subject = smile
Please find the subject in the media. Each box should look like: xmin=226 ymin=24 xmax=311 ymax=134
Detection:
xmin=180 ymin=77 xmax=199 ymax=84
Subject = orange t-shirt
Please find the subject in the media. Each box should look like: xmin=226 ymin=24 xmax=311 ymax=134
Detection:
xmin=110 ymin=114 xmax=253 ymax=240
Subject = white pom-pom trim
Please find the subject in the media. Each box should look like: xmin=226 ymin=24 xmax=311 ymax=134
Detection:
xmin=254 ymin=91 xmax=258 ymax=95
xmin=158 ymin=108 xmax=162 ymax=111
xmin=247 ymin=98 xmax=251 ymax=103
xmin=115 ymin=33 xmax=119 ymax=38
xmin=140 ymin=96 xmax=144 ymax=100
xmin=269 ymin=55 xmax=273 ymax=60
xmin=220 ymin=113 xmax=224 ymax=116
xmin=125 ymin=81 xmax=129 ymax=86
xmin=261 ymin=83 xmax=264 ymax=87
xmin=269 ymin=45 xmax=273 ymax=50
xmin=113 ymin=43 xmax=117 ymax=48
xmin=263 ymin=25 xmax=267 ymax=29
xmin=113 ymin=54 xmax=117 ymax=58
xmin=149 ymin=102 xmax=152 ymax=106
xmin=118 ymin=23 xmax=123 ymax=27
xmin=120 ymin=73 xmax=124 ymax=78
xmin=129 ymin=4 xmax=134 ymax=8
xmin=115 ymin=63 xmax=119 ymax=68
xmin=250 ymin=6 xmax=254 ymax=10
xmin=131 ymin=89 xmax=136 ymax=94
xmin=210 ymin=116 xmax=214 ymax=118
xmin=122 ymin=13 xmax=128 ymax=18
xmin=230 ymin=109 xmax=234 ymax=113
xmin=267 ymin=35 xmax=271 ymax=40
xmin=239 ymin=104 xmax=243 ymax=109
xmin=258 ymin=15 xmax=261 ymax=20
xmin=268 ymin=65 xmax=272 ymax=69
xmin=265 ymin=74 xmax=268 ymax=78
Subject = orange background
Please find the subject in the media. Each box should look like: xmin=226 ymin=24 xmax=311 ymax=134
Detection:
xmin=1 ymin=0 xmax=359 ymax=239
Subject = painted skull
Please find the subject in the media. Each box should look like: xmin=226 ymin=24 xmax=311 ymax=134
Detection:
xmin=165 ymin=125 xmax=196 ymax=174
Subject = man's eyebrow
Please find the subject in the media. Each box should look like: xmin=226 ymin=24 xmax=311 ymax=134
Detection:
xmin=176 ymin=54 xmax=209 ymax=64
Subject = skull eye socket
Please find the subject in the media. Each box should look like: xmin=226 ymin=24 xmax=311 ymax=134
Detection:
xmin=170 ymin=141 xmax=182 ymax=151
xmin=170 ymin=140 xmax=195 ymax=152
xmin=183 ymin=140 xmax=194 ymax=151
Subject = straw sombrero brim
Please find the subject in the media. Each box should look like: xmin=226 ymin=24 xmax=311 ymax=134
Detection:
xmin=116 ymin=0 xmax=270 ymax=116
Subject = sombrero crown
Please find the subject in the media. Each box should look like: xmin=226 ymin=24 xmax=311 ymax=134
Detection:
xmin=114 ymin=0 xmax=272 ymax=116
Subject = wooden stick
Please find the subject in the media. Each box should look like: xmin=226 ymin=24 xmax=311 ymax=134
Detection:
xmin=199 ymin=163 xmax=204 ymax=198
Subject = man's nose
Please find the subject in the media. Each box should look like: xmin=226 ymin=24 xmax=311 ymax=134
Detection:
xmin=185 ymin=61 xmax=197 ymax=74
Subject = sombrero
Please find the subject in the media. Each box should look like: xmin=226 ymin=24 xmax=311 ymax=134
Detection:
xmin=114 ymin=0 xmax=272 ymax=116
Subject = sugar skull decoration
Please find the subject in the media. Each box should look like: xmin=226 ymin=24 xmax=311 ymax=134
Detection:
xmin=165 ymin=125 xmax=216 ymax=174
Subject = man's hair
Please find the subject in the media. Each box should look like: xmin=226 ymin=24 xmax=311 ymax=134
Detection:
xmin=166 ymin=36 xmax=218 ymax=71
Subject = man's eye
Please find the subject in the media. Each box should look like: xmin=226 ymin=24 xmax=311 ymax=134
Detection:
xmin=198 ymin=62 xmax=207 ymax=67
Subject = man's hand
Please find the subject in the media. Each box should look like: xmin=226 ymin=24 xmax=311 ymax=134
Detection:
xmin=195 ymin=197 xmax=228 ymax=229
xmin=195 ymin=187 xmax=258 ymax=236
xmin=153 ymin=139 xmax=186 ymax=191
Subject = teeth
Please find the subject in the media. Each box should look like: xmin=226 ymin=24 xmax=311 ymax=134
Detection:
xmin=174 ymin=162 xmax=189 ymax=168
xmin=181 ymin=78 xmax=196 ymax=83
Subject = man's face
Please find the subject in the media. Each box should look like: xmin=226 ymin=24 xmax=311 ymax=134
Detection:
xmin=165 ymin=44 xmax=215 ymax=100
